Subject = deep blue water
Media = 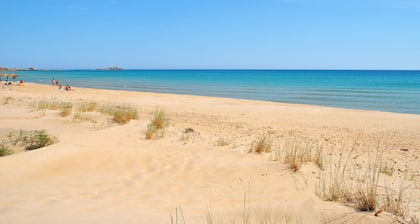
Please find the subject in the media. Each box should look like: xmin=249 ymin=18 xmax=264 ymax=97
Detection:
xmin=8 ymin=70 xmax=420 ymax=114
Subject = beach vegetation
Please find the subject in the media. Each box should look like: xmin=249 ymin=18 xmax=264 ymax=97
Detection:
xmin=151 ymin=108 xmax=168 ymax=129
xmin=249 ymin=134 xmax=272 ymax=153
xmin=98 ymin=104 xmax=138 ymax=124
xmin=5 ymin=130 xmax=54 ymax=151
xmin=59 ymin=102 xmax=73 ymax=117
xmin=0 ymin=144 xmax=13 ymax=157
xmin=77 ymin=101 xmax=98 ymax=112
xmin=272 ymin=138 xmax=323 ymax=172
xmin=380 ymin=161 xmax=395 ymax=176
xmin=215 ymin=136 xmax=231 ymax=147
xmin=314 ymin=139 xmax=418 ymax=221
xmin=145 ymin=109 xmax=168 ymax=140
xmin=73 ymin=112 xmax=98 ymax=123
xmin=33 ymin=99 xmax=73 ymax=117
xmin=184 ymin=127 xmax=195 ymax=133
xmin=2 ymin=96 xmax=14 ymax=105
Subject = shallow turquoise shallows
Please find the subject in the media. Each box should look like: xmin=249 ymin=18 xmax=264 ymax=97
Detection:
xmin=12 ymin=70 xmax=420 ymax=114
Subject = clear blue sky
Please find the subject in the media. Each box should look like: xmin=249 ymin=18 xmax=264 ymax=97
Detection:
xmin=1 ymin=0 xmax=420 ymax=69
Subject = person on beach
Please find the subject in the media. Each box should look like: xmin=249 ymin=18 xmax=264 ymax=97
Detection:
xmin=52 ymin=78 xmax=55 ymax=85
xmin=58 ymin=84 xmax=62 ymax=90
xmin=65 ymin=84 xmax=71 ymax=91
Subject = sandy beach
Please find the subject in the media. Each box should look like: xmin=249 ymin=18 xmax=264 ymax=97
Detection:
xmin=1 ymin=83 xmax=419 ymax=223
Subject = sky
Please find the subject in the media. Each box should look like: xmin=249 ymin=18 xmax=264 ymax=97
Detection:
xmin=1 ymin=0 xmax=420 ymax=70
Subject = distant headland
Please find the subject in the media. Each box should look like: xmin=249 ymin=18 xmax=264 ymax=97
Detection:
xmin=96 ymin=66 xmax=124 ymax=71
xmin=0 ymin=66 xmax=39 ymax=71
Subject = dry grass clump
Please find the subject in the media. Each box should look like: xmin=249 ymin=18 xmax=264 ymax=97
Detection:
xmin=73 ymin=112 xmax=99 ymax=123
xmin=215 ymin=136 xmax=231 ymax=147
xmin=59 ymin=102 xmax=73 ymax=117
xmin=316 ymin=141 xmax=358 ymax=203
xmin=249 ymin=135 xmax=272 ymax=153
xmin=33 ymin=99 xmax=73 ymax=117
xmin=98 ymin=104 xmax=138 ymax=124
xmin=273 ymin=139 xmax=324 ymax=172
xmin=382 ymin=182 xmax=411 ymax=220
xmin=180 ymin=127 xmax=198 ymax=142
xmin=32 ymin=99 xmax=138 ymax=124
xmin=380 ymin=161 xmax=395 ymax=176
xmin=315 ymin=140 xmax=416 ymax=221
xmin=146 ymin=109 xmax=168 ymax=140
xmin=77 ymin=101 xmax=98 ymax=112
xmin=2 ymin=96 xmax=15 ymax=105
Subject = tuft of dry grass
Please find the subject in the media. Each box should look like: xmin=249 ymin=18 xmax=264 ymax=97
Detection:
xmin=33 ymin=99 xmax=73 ymax=117
xmin=77 ymin=101 xmax=98 ymax=112
xmin=215 ymin=136 xmax=231 ymax=147
xmin=151 ymin=109 xmax=168 ymax=129
xmin=273 ymin=139 xmax=324 ymax=172
xmin=73 ymin=112 xmax=99 ymax=123
xmin=314 ymin=139 xmax=417 ymax=220
xmin=145 ymin=109 xmax=168 ymax=140
xmin=380 ymin=161 xmax=395 ymax=176
xmin=2 ymin=96 xmax=14 ymax=105
xmin=98 ymin=104 xmax=138 ymax=124
xmin=59 ymin=102 xmax=73 ymax=117
xmin=250 ymin=135 xmax=272 ymax=153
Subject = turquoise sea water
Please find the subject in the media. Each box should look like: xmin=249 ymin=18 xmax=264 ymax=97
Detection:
xmin=11 ymin=70 xmax=420 ymax=114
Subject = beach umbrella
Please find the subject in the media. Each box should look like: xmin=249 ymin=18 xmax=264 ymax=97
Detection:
xmin=2 ymin=73 xmax=9 ymax=81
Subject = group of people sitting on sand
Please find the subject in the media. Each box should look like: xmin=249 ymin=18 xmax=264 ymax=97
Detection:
xmin=0 ymin=76 xmax=25 ymax=86
xmin=52 ymin=78 xmax=72 ymax=91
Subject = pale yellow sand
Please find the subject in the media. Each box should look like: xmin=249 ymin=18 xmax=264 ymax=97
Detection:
xmin=1 ymin=83 xmax=419 ymax=223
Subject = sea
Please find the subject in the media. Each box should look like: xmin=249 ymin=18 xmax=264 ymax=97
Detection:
xmin=10 ymin=70 xmax=420 ymax=115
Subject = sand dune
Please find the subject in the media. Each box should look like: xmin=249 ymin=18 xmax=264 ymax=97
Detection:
xmin=1 ymin=83 xmax=419 ymax=223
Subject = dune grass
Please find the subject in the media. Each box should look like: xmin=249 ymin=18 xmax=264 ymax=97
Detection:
xmin=33 ymin=99 xmax=138 ymax=124
xmin=98 ymin=104 xmax=138 ymax=124
xmin=249 ymin=135 xmax=272 ymax=153
xmin=59 ymin=102 xmax=73 ymax=117
xmin=314 ymin=139 xmax=416 ymax=221
xmin=77 ymin=101 xmax=98 ymax=112
xmin=33 ymin=99 xmax=73 ymax=117
xmin=272 ymin=139 xmax=324 ymax=172
xmin=215 ymin=136 xmax=231 ymax=147
xmin=2 ymin=96 xmax=14 ymax=105
xmin=146 ymin=109 xmax=168 ymax=140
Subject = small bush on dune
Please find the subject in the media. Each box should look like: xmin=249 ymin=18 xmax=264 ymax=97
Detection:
xmin=4 ymin=130 xmax=54 ymax=152
xmin=25 ymin=130 xmax=53 ymax=150
xmin=0 ymin=144 xmax=13 ymax=157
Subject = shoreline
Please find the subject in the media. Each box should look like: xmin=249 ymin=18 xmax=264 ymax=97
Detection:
xmin=14 ymin=69 xmax=420 ymax=115
xmin=12 ymin=82 xmax=420 ymax=117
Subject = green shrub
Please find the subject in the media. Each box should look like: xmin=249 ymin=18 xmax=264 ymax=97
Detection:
xmin=0 ymin=144 xmax=13 ymax=157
